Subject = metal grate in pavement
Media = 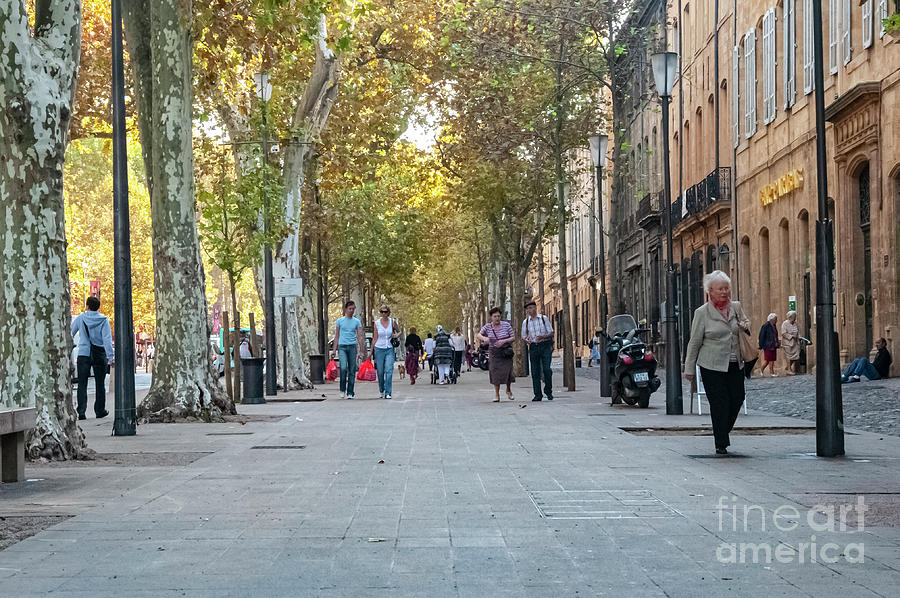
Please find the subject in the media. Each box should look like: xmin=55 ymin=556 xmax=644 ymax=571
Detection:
xmin=528 ymin=489 xmax=681 ymax=520
xmin=250 ymin=445 xmax=307 ymax=450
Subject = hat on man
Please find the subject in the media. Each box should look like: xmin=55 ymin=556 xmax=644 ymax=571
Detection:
xmin=524 ymin=300 xmax=537 ymax=309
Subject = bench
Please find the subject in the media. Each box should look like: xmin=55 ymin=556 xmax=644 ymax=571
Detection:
xmin=0 ymin=407 xmax=36 ymax=483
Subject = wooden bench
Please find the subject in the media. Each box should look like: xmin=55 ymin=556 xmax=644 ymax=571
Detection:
xmin=0 ymin=407 xmax=36 ymax=483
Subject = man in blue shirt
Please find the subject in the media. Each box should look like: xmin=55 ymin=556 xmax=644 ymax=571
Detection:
xmin=332 ymin=300 xmax=364 ymax=399
xmin=71 ymin=296 xmax=115 ymax=420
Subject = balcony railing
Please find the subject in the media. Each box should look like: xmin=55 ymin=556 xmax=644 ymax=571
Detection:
xmin=637 ymin=192 xmax=662 ymax=230
xmin=669 ymin=167 xmax=732 ymax=229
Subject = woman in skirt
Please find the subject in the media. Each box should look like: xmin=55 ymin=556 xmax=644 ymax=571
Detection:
xmin=477 ymin=307 xmax=516 ymax=402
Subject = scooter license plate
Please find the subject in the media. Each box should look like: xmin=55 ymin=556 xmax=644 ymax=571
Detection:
xmin=633 ymin=371 xmax=649 ymax=382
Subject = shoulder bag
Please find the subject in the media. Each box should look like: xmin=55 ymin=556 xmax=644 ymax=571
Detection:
xmin=390 ymin=319 xmax=401 ymax=348
xmin=733 ymin=303 xmax=758 ymax=363
xmin=490 ymin=325 xmax=515 ymax=359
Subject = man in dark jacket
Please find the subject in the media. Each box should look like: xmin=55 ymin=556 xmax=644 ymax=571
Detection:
xmin=842 ymin=338 xmax=892 ymax=383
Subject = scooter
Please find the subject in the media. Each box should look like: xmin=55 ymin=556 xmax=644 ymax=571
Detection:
xmin=604 ymin=314 xmax=661 ymax=408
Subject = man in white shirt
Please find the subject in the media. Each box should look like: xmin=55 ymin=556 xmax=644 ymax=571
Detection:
xmin=521 ymin=301 xmax=554 ymax=401
xmin=423 ymin=333 xmax=436 ymax=371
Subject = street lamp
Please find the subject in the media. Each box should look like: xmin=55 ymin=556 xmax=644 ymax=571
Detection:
xmin=111 ymin=0 xmax=136 ymax=435
xmin=809 ymin=0 xmax=843 ymax=456
xmin=651 ymin=51 xmax=683 ymax=415
xmin=589 ymin=133 xmax=610 ymax=397
xmin=255 ymin=71 xmax=278 ymax=396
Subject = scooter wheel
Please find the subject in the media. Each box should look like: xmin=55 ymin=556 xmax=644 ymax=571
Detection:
xmin=637 ymin=389 xmax=651 ymax=409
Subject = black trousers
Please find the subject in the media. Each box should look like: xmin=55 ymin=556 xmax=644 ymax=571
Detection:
xmin=76 ymin=355 xmax=107 ymax=417
xmin=452 ymin=351 xmax=463 ymax=375
xmin=529 ymin=340 xmax=553 ymax=400
xmin=699 ymin=362 xmax=745 ymax=449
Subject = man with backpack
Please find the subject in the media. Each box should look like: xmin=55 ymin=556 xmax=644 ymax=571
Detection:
xmin=521 ymin=301 xmax=554 ymax=402
xmin=71 ymin=296 xmax=115 ymax=420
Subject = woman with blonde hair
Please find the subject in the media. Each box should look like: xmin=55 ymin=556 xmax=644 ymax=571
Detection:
xmin=684 ymin=270 xmax=751 ymax=455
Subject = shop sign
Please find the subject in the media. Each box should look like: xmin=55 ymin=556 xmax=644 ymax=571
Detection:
xmin=759 ymin=168 xmax=804 ymax=206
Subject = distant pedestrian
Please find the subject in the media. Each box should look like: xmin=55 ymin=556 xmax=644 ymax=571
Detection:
xmin=433 ymin=325 xmax=454 ymax=384
xmin=405 ymin=327 xmax=423 ymax=385
xmin=477 ymin=307 xmax=516 ymax=402
xmin=331 ymin=300 xmax=364 ymax=399
xmin=239 ymin=335 xmax=253 ymax=360
xmin=587 ymin=331 xmax=602 ymax=367
xmin=758 ymin=313 xmax=780 ymax=377
xmin=684 ymin=271 xmax=751 ymax=455
xmin=369 ymin=304 xmax=400 ymax=399
xmin=780 ymin=311 xmax=800 ymax=375
xmin=450 ymin=327 xmax=466 ymax=376
xmin=71 ymin=296 xmax=115 ymax=420
xmin=424 ymin=333 xmax=435 ymax=371
xmin=842 ymin=337 xmax=892 ymax=383
xmin=521 ymin=301 xmax=554 ymax=402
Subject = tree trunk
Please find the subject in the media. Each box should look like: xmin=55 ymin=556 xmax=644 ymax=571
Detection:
xmin=0 ymin=0 xmax=88 ymax=459
xmin=509 ymin=264 xmax=528 ymax=378
xmin=553 ymin=75 xmax=576 ymax=391
xmin=123 ymin=0 xmax=232 ymax=421
xmin=229 ymin=276 xmax=241 ymax=403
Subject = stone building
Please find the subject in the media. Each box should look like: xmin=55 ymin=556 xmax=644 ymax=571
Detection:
xmin=732 ymin=0 xmax=900 ymax=371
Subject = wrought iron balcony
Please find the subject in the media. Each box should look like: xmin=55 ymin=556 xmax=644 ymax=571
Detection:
xmin=686 ymin=167 xmax=732 ymax=218
xmin=637 ymin=192 xmax=662 ymax=230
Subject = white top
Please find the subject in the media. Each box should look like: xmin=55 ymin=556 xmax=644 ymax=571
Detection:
xmin=450 ymin=334 xmax=466 ymax=351
xmin=424 ymin=338 xmax=435 ymax=354
xmin=374 ymin=318 xmax=394 ymax=349
xmin=521 ymin=314 xmax=554 ymax=343
xmin=239 ymin=340 xmax=252 ymax=360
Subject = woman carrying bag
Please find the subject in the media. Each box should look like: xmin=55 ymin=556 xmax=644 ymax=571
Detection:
xmin=477 ymin=307 xmax=516 ymax=402
xmin=369 ymin=304 xmax=401 ymax=399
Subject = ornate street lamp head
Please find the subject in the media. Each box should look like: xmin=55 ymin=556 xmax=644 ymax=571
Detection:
xmin=651 ymin=52 xmax=678 ymax=98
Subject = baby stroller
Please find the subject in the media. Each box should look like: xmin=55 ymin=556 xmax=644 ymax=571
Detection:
xmin=430 ymin=328 xmax=457 ymax=385
xmin=431 ymin=363 xmax=459 ymax=384
xmin=472 ymin=342 xmax=490 ymax=371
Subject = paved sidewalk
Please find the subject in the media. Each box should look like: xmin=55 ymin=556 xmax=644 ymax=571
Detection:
xmin=1 ymin=368 xmax=899 ymax=597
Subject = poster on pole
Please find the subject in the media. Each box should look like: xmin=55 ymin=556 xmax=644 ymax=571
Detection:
xmin=275 ymin=277 xmax=303 ymax=298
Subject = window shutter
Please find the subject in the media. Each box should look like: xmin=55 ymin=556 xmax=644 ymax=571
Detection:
xmin=764 ymin=8 xmax=777 ymax=123
xmin=804 ymin=0 xmax=814 ymax=93
xmin=745 ymin=29 xmax=757 ymax=138
xmin=733 ymin=45 xmax=740 ymax=147
xmin=880 ymin=0 xmax=889 ymax=38
xmin=863 ymin=1 xmax=873 ymax=48
xmin=829 ymin=0 xmax=839 ymax=73
xmin=784 ymin=0 xmax=796 ymax=108
xmin=842 ymin=0 xmax=851 ymax=65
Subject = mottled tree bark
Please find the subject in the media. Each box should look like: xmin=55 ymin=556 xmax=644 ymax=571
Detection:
xmin=123 ymin=0 xmax=232 ymax=421
xmin=0 ymin=0 xmax=89 ymax=459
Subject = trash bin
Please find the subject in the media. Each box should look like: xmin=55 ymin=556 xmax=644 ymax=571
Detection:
xmin=309 ymin=354 xmax=326 ymax=385
xmin=575 ymin=356 xmax=582 ymax=368
xmin=242 ymin=358 xmax=266 ymax=404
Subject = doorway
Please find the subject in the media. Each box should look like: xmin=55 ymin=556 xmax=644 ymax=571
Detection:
xmin=858 ymin=163 xmax=873 ymax=352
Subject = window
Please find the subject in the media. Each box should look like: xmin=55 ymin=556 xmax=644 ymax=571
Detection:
xmin=829 ymin=0 xmax=839 ymax=73
xmin=843 ymin=0 xmax=852 ymax=65
xmin=804 ymin=0 xmax=815 ymax=93
xmin=881 ymin=0 xmax=889 ymax=38
xmin=863 ymin=0 xmax=874 ymax=48
xmin=732 ymin=45 xmax=740 ymax=145
xmin=784 ymin=0 xmax=796 ymax=108
xmin=744 ymin=29 xmax=757 ymax=137
xmin=762 ymin=8 xmax=777 ymax=123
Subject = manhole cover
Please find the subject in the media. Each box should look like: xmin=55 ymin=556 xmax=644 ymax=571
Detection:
xmin=223 ymin=414 xmax=290 ymax=423
xmin=528 ymin=490 xmax=681 ymax=519
xmin=621 ymin=426 xmax=816 ymax=436
xmin=206 ymin=432 xmax=254 ymax=436
xmin=250 ymin=445 xmax=306 ymax=450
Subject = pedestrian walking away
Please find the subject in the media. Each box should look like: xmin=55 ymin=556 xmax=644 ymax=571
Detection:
xmin=71 ymin=296 xmax=115 ymax=420
xmin=758 ymin=313 xmax=780 ymax=377
xmin=423 ymin=333 xmax=435 ymax=371
xmin=684 ymin=271 xmax=750 ymax=455
xmin=332 ymin=300 xmax=364 ymax=399
xmin=780 ymin=311 xmax=800 ymax=375
xmin=369 ymin=304 xmax=400 ymax=399
xmin=587 ymin=330 xmax=602 ymax=367
xmin=842 ymin=337 xmax=892 ymax=383
xmin=405 ymin=327 xmax=423 ymax=385
xmin=432 ymin=325 xmax=454 ymax=384
xmin=450 ymin=327 xmax=466 ymax=377
xmin=521 ymin=301 xmax=554 ymax=402
xmin=477 ymin=307 xmax=516 ymax=402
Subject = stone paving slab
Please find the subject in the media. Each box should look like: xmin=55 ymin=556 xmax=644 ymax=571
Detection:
xmin=1 ymin=368 xmax=899 ymax=597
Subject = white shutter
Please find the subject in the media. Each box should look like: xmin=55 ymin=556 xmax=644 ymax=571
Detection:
xmin=842 ymin=0 xmax=851 ymax=65
xmin=745 ymin=29 xmax=757 ymax=138
xmin=784 ymin=0 xmax=796 ymax=108
xmin=881 ymin=0 xmax=889 ymax=38
xmin=829 ymin=0 xmax=839 ymax=74
xmin=863 ymin=1 xmax=873 ymax=48
xmin=733 ymin=45 xmax=740 ymax=147
xmin=761 ymin=9 xmax=776 ymax=124
xmin=804 ymin=0 xmax=814 ymax=93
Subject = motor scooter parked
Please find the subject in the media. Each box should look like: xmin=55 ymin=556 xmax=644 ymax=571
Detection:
xmin=603 ymin=314 xmax=661 ymax=408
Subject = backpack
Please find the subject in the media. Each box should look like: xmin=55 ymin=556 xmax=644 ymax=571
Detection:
xmin=82 ymin=318 xmax=107 ymax=365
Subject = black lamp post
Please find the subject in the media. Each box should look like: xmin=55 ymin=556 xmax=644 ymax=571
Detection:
xmin=254 ymin=72 xmax=278 ymax=396
xmin=589 ymin=134 xmax=610 ymax=397
xmin=810 ymin=0 xmax=843 ymax=456
xmin=651 ymin=51 xmax=683 ymax=415
xmin=111 ymin=0 xmax=136 ymax=435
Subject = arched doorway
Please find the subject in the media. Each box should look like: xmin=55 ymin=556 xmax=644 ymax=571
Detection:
xmin=858 ymin=163 xmax=873 ymax=352
xmin=759 ymin=228 xmax=771 ymax=313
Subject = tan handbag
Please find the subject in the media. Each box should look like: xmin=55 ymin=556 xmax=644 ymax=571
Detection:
xmin=734 ymin=303 xmax=758 ymax=362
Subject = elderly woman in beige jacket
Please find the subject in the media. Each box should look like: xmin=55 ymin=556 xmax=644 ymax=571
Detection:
xmin=684 ymin=270 xmax=751 ymax=455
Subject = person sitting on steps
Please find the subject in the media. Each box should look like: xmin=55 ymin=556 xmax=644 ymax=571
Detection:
xmin=841 ymin=337 xmax=892 ymax=383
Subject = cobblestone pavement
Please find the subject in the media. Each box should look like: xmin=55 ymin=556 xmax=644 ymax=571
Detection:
xmin=554 ymin=360 xmax=900 ymax=437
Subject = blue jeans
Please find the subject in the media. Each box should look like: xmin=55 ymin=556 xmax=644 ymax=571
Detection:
xmin=374 ymin=347 xmax=395 ymax=396
xmin=338 ymin=344 xmax=358 ymax=395
xmin=842 ymin=358 xmax=881 ymax=381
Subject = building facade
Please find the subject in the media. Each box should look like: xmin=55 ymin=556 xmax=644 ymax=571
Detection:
xmin=732 ymin=0 xmax=900 ymax=371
